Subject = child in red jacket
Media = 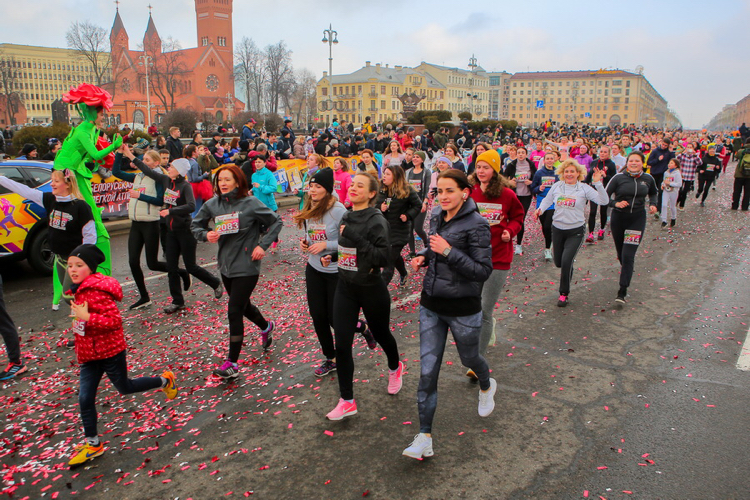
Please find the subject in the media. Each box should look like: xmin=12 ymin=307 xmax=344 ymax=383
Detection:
xmin=66 ymin=244 xmax=178 ymax=468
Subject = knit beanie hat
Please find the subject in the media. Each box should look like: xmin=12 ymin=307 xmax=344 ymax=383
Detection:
xmin=477 ymin=150 xmax=502 ymax=173
xmin=414 ymin=151 xmax=426 ymax=162
xmin=172 ymin=158 xmax=191 ymax=177
xmin=20 ymin=143 xmax=37 ymax=156
xmin=69 ymin=244 xmax=105 ymax=273
xmin=309 ymin=167 xmax=334 ymax=193
xmin=436 ymin=156 xmax=453 ymax=168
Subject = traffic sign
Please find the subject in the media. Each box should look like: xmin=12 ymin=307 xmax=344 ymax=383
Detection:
xmin=536 ymin=100 xmax=544 ymax=109
xmin=584 ymin=112 xmax=591 ymax=118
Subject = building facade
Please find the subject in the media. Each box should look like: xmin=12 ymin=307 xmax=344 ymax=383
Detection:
xmin=488 ymin=71 xmax=511 ymax=120
xmin=414 ymin=62 xmax=490 ymax=120
xmin=316 ymin=61 xmax=446 ymax=126
xmin=108 ymin=0 xmax=242 ymax=128
xmin=0 ymin=43 xmax=104 ymax=124
xmin=508 ymin=69 xmax=670 ymax=128
xmin=706 ymin=95 xmax=750 ymax=131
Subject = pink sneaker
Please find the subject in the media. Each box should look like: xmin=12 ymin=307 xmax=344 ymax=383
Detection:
xmin=388 ymin=361 xmax=405 ymax=395
xmin=326 ymin=398 xmax=357 ymax=420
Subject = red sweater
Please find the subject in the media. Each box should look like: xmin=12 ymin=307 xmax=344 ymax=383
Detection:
xmin=69 ymin=273 xmax=127 ymax=364
xmin=470 ymin=185 xmax=525 ymax=270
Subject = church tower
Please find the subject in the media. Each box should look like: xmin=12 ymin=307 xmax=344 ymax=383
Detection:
xmin=195 ymin=0 xmax=233 ymax=67
xmin=110 ymin=7 xmax=129 ymax=64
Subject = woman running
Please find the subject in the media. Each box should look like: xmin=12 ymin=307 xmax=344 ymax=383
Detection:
xmin=503 ymin=146 xmax=536 ymax=256
xmin=530 ymin=151 xmax=560 ymax=261
xmin=294 ymin=168 xmax=374 ymax=377
xmin=403 ymin=169 xmax=494 ymax=460
xmin=191 ymin=165 xmax=282 ymax=379
xmin=606 ymin=151 xmax=658 ymax=305
xmin=376 ymin=165 xmax=421 ymax=287
xmin=0 ymin=168 xmax=94 ymax=310
xmin=468 ymin=150 xmax=524 ymax=367
xmin=125 ymin=145 xmax=223 ymax=313
xmin=695 ymin=145 xmax=721 ymax=206
xmin=585 ymin=145 xmax=617 ymax=242
xmin=321 ymin=173 xmax=404 ymax=421
xmin=405 ymin=151 xmax=432 ymax=258
xmin=535 ymin=159 xmax=608 ymax=307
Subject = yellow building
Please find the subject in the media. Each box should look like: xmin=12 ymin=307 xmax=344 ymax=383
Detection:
xmin=414 ymin=61 xmax=490 ymax=120
xmin=316 ymin=61 xmax=446 ymax=127
xmin=508 ymin=69 xmax=670 ymax=128
xmin=0 ymin=43 xmax=108 ymax=123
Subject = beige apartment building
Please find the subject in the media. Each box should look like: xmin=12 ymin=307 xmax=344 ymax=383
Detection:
xmin=707 ymin=94 xmax=750 ymax=131
xmin=488 ymin=71 xmax=511 ymax=120
xmin=0 ymin=43 xmax=108 ymax=123
xmin=508 ymin=69 xmax=670 ymax=128
xmin=414 ymin=62 xmax=490 ymax=120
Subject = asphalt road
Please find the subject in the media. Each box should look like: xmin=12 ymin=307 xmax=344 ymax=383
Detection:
xmin=1 ymin=172 xmax=748 ymax=500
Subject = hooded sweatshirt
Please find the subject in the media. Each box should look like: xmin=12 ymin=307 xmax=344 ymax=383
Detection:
xmin=251 ymin=166 xmax=278 ymax=211
xmin=332 ymin=168 xmax=352 ymax=206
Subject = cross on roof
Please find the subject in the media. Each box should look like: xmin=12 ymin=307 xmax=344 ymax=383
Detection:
xmin=114 ymin=0 xmax=119 ymax=11
xmin=148 ymin=4 xmax=153 ymax=15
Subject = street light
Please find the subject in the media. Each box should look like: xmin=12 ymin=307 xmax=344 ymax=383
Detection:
xmin=322 ymin=24 xmax=338 ymax=126
xmin=138 ymin=54 xmax=153 ymax=127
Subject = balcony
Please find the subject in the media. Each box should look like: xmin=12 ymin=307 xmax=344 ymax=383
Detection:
xmin=368 ymin=107 xmax=378 ymax=112
xmin=368 ymin=92 xmax=378 ymax=97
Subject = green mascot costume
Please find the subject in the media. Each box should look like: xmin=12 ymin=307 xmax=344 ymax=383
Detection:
xmin=53 ymin=84 xmax=122 ymax=293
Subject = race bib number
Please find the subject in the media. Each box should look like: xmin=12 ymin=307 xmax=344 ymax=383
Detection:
xmin=72 ymin=319 xmax=86 ymax=337
xmin=338 ymin=245 xmax=358 ymax=271
xmin=541 ymin=176 xmax=556 ymax=189
xmin=409 ymin=179 xmax=422 ymax=191
xmin=49 ymin=210 xmax=73 ymax=230
xmin=164 ymin=188 xmax=179 ymax=206
xmin=477 ymin=203 xmax=504 ymax=225
xmin=624 ymin=229 xmax=642 ymax=245
xmin=307 ymin=222 xmax=328 ymax=242
xmin=665 ymin=176 xmax=674 ymax=184
xmin=555 ymin=195 xmax=576 ymax=208
xmin=385 ymin=198 xmax=392 ymax=208
xmin=334 ymin=180 xmax=342 ymax=192
xmin=135 ymin=186 xmax=147 ymax=195
xmin=706 ymin=165 xmax=715 ymax=171
xmin=215 ymin=212 xmax=240 ymax=235
xmin=514 ymin=173 xmax=529 ymax=182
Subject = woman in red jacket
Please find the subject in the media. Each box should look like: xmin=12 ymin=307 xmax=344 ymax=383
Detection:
xmin=467 ymin=149 xmax=524 ymax=377
xmin=65 ymin=244 xmax=178 ymax=468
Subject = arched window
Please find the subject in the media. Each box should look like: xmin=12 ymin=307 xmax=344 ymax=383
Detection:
xmin=216 ymin=111 xmax=223 ymax=122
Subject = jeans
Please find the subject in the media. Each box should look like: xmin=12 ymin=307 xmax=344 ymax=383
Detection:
xmin=333 ymin=279 xmax=400 ymax=401
xmin=417 ymin=306 xmax=490 ymax=434
xmin=408 ymin=212 xmax=428 ymax=255
xmin=222 ymin=274 xmax=269 ymax=362
xmin=652 ymin=173 xmax=664 ymax=212
xmin=516 ymin=195 xmax=532 ymax=244
xmin=165 ymin=229 xmax=220 ymax=306
xmin=551 ymin=225 xmax=585 ymax=295
xmin=610 ymin=210 xmax=646 ymax=290
xmin=732 ymin=177 xmax=750 ymax=210
xmin=479 ymin=269 xmax=508 ymax=356
xmin=0 ymin=275 xmax=21 ymax=364
xmin=79 ymin=350 xmax=162 ymax=437
xmin=382 ymin=244 xmax=407 ymax=285
xmin=306 ymin=264 xmax=338 ymax=360
xmin=129 ymin=220 xmax=186 ymax=300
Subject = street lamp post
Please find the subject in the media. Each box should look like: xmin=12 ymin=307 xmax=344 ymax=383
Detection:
xmin=322 ymin=24 xmax=338 ymax=127
xmin=138 ymin=54 xmax=153 ymax=127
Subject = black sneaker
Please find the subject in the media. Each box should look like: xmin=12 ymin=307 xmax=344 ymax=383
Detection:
xmin=181 ymin=271 xmax=191 ymax=291
xmin=261 ymin=321 xmax=274 ymax=350
xmin=129 ymin=297 xmax=151 ymax=310
xmin=164 ymin=303 xmax=185 ymax=314
xmin=399 ymin=274 xmax=408 ymax=287
xmin=661 ymin=221 xmax=667 ymax=230
xmin=557 ymin=294 xmax=568 ymax=307
xmin=0 ymin=362 xmax=28 ymax=381
xmin=314 ymin=360 xmax=337 ymax=376
xmin=214 ymin=282 xmax=224 ymax=299
xmin=615 ymin=288 xmax=627 ymax=305
xmin=670 ymin=219 xmax=676 ymax=227
xmin=213 ymin=360 xmax=240 ymax=379
xmin=700 ymin=202 xmax=705 ymax=207
xmin=66 ymin=339 xmax=75 ymax=348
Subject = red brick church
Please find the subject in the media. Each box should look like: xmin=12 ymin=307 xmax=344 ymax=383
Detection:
xmin=106 ymin=0 xmax=243 ymax=128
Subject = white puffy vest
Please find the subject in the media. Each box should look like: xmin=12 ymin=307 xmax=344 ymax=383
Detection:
xmin=128 ymin=172 xmax=160 ymax=222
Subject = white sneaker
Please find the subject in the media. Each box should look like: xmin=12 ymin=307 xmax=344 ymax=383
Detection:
xmin=544 ymin=249 xmax=553 ymax=261
xmin=478 ymin=378 xmax=497 ymax=417
xmin=403 ymin=433 xmax=434 ymax=459
xmin=514 ymin=244 xmax=523 ymax=255
xmin=489 ymin=317 xmax=497 ymax=346
xmin=51 ymin=303 xmax=60 ymax=311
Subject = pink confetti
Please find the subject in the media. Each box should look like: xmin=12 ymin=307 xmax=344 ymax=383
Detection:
xmin=324 ymin=430 xmax=334 ymax=437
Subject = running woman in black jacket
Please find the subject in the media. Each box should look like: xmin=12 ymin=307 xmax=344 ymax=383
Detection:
xmin=606 ymin=151 xmax=658 ymax=305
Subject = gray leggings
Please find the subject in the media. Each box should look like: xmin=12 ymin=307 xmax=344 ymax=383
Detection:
xmin=479 ymin=269 xmax=509 ymax=356
xmin=417 ymin=306 xmax=490 ymax=434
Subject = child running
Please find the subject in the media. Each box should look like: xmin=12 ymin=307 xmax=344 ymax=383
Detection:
xmin=66 ymin=244 xmax=177 ymax=468
xmin=661 ymin=159 xmax=683 ymax=229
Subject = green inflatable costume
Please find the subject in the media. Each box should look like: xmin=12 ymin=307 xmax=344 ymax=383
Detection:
xmin=53 ymin=84 xmax=122 ymax=283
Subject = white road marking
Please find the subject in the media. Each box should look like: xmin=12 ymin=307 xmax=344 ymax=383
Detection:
xmin=120 ymin=261 xmax=218 ymax=289
xmin=736 ymin=324 xmax=750 ymax=371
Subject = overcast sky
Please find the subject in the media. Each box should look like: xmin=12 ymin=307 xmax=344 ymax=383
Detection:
xmin=6 ymin=0 xmax=748 ymax=128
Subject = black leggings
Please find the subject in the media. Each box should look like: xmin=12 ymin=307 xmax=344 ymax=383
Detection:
xmin=551 ymin=225 xmax=585 ymax=295
xmin=165 ymin=229 xmax=220 ymax=305
xmin=382 ymin=244 xmax=407 ymax=285
xmin=587 ymin=201 xmax=609 ymax=233
xmin=222 ymin=274 xmax=269 ymax=362
xmin=539 ymin=210 xmax=553 ymax=249
xmin=516 ymin=195 xmax=532 ymax=244
xmin=305 ymin=264 xmax=338 ymax=360
xmin=677 ymin=180 xmax=694 ymax=208
xmin=333 ymin=279 xmax=400 ymax=400
xmin=408 ymin=212 xmax=428 ymax=254
xmin=128 ymin=220 xmax=185 ymax=299
xmin=696 ymin=175 xmax=715 ymax=202
xmin=610 ymin=210 xmax=646 ymax=289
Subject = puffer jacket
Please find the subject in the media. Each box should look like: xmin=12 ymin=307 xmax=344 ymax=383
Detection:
xmin=419 ymin=198 xmax=492 ymax=299
xmin=69 ymin=273 xmax=127 ymax=364
xmin=375 ymin=187 xmax=422 ymax=246
xmin=337 ymin=207 xmax=390 ymax=286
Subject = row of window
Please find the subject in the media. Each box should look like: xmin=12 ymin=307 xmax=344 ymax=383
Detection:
xmin=511 ymin=97 xmax=630 ymax=104
xmin=512 ymin=79 xmax=630 ymax=88
xmin=201 ymin=36 xmax=228 ymax=47
xmin=0 ymin=59 xmax=92 ymax=73
xmin=447 ymin=75 xmax=487 ymax=87
xmin=327 ymin=84 xmax=445 ymax=100
xmin=510 ymin=113 xmax=629 ymax=121
xmin=510 ymin=104 xmax=629 ymax=112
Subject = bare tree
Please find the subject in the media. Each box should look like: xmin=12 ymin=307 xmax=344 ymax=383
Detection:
xmin=289 ymin=69 xmax=317 ymax=128
xmin=141 ymin=37 xmax=188 ymax=112
xmin=66 ymin=21 xmax=112 ymax=86
xmin=233 ymin=37 xmax=267 ymax=113
xmin=0 ymin=52 xmax=24 ymax=126
xmin=264 ymin=41 xmax=295 ymax=115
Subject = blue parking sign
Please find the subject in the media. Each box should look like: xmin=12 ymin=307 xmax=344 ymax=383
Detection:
xmin=584 ymin=112 xmax=591 ymax=118
xmin=536 ymin=100 xmax=544 ymax=109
